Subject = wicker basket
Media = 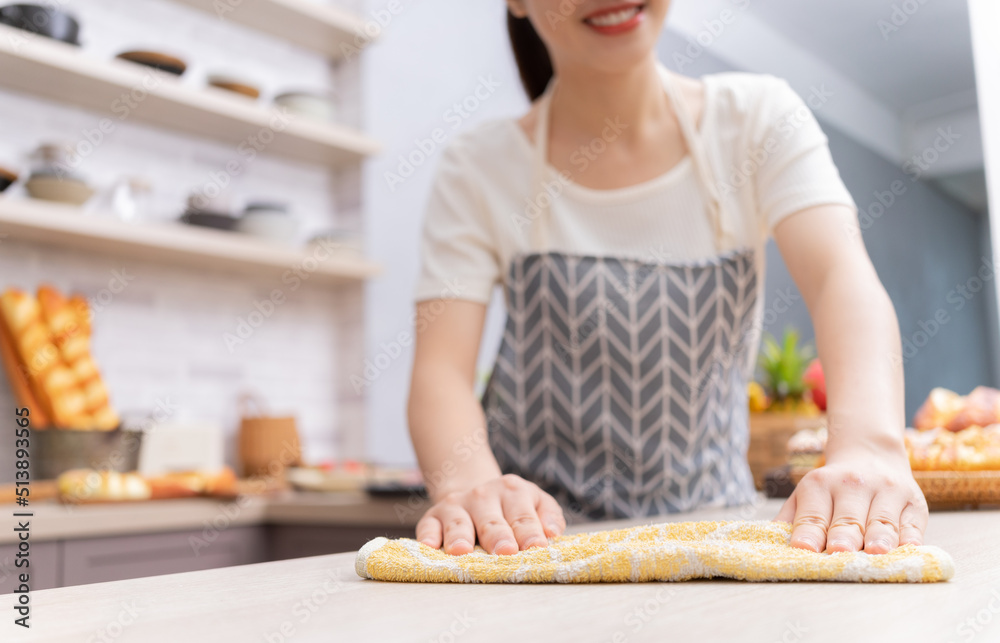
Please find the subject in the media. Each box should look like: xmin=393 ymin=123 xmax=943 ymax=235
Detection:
xmin=748 ymin=413 xmax=826 ymax=490
xmin=790 ymin=467 xmax=1000 ymax=509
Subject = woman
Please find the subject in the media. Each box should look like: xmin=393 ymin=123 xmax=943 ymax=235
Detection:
xmin=408 ymin=0 xmax=927 ymax=557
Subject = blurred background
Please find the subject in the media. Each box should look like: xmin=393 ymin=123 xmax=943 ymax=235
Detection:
xmin=0 ymin=0 xmax=997 ymax=586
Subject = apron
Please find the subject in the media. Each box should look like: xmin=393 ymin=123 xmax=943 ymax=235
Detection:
xmin=481 ymin=66 xmax=762 ymax=521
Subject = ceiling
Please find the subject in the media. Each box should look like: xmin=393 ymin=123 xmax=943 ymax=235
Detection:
xmin=744 ymin=0 xmax=985 ymax=213
xmin=745 ymin=0 xmax=978 ymax=112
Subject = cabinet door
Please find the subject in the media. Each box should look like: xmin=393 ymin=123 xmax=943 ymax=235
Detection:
xmin=62 ymin=526 xmax=265 ymax=587
xmin=266 ymin=524 xmax=413 ymax=561
xmin=0 ymin=541 xmax=60 ymax=592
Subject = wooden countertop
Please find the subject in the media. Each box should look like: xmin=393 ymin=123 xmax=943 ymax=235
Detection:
xmin=4 ymin=499 xmax=997 ymax=642
xmin=0 ymin=491 xmax=427 ymax=544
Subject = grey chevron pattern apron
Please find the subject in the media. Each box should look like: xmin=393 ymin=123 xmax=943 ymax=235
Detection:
xmin=482 ymin=66 xmax=761 ymax=520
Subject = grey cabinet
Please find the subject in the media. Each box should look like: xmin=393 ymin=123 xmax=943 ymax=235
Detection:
xmin=0 ymin=541 xmax=60 ymax=593
xmin=62 ymin=526 xmax=265 ymax=586
xmin=266 ymin=524 xmax=413 ymax=561
xmin=0 ymin=521 xmax=407 ymax=590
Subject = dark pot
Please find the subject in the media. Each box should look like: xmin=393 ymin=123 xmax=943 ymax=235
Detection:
xmin=32 ymin=429 xmax=143 ymax=480
xmin=0 ymin=4 xmax=81 ymax=45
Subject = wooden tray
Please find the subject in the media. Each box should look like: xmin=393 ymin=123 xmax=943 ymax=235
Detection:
xmin=790 ymin=467 xmax=1000 ymax=509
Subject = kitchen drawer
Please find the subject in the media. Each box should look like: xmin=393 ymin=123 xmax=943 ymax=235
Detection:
xmin=0 ymin=541 xmax=60 ymax=593
xmin=266 ymin=524 xmax=413 ymax=561
xmin=62 ymin=526 xmax=265 ymax=587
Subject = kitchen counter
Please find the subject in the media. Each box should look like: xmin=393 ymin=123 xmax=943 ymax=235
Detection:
xmin=4 ymin=499 xmax=997 ymax=642
xmin=0 ymin=491 xmax=426 ymax=545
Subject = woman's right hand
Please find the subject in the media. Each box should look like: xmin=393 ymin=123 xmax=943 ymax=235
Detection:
xmin=416 ymin=474 xmax=566 ymax=555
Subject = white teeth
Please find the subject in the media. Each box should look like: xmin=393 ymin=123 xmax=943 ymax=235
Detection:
xmin=587 ymin=6 xmax=640 ymax=28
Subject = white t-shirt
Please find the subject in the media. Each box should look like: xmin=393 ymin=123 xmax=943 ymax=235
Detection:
xmin=415 ymin=72 xmax=857 ymax=304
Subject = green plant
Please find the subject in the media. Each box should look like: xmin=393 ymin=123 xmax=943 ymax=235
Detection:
xmin=758 ymin=329 xmax=815 ymax=401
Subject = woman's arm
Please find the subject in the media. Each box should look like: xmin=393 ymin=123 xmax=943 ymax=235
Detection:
xmin=772 ymin=204 xmax=928 ymax=553
xmin=408 ymin=299 xmax=565 ymax=555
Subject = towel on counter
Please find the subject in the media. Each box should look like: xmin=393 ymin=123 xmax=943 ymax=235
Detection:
xmin=355 ymin=520 xmax=954 ymax=583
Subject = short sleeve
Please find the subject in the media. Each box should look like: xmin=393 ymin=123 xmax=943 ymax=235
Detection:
xmin=414 ymin=141 xmax=502 ymax=304
xmin=752 ymin=78 xmax=857 ymax=232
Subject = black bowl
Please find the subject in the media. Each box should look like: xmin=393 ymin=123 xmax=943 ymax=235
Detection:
xmin=180 ymin=210 xmax=240 ymax=231
xmin=0 ymin=166 xmax=17 ymax=193
xmin=0 ymin=4 xmax=80 ymax=45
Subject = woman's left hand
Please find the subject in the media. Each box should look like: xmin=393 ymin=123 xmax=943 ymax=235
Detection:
xmin=774 ymin=450 xmax=929 ymax=554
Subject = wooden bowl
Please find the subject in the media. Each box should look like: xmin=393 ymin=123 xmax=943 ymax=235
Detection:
xmin=116 ymin=50 xmax=187 ymax=76
xmin=208 ymin=75 xmax=260 ymax=99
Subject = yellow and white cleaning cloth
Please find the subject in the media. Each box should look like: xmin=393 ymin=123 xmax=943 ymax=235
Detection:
xmin=356 ymin=520 xmax=954 ymax=583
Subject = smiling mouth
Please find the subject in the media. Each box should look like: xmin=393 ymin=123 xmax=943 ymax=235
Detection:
xmin=583 ymin=3 xmax=646 ymax=34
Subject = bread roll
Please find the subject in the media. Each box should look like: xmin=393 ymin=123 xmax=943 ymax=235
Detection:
xmin=913 ymin=388 xmax=966 ymax=431
xmin=947 ymin=386 xmax=1000 ymax=432
xmin=57 ymin=469 xmax=151 ymax=503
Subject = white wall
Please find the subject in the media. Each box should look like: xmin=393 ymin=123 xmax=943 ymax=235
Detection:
xmin=0 ymin=0 xmax=367 ymax=477
xmin=362 ymin=1 xmax=526 ymax=463
xmin=969 ymin=0 xmax=1000 ymax=379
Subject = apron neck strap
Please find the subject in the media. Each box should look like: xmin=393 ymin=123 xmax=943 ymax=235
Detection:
xmin=529 ymin=64 xmax=732 ymax=254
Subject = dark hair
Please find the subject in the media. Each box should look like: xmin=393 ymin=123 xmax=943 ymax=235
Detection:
xmin=507 ymin=10 xmax=553 ymax=101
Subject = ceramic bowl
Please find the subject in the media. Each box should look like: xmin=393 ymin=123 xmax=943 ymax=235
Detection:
xmin=237 ymin=206 xmax=298 ymax=245
xmin=0 ymin=4 xmax=80 ymax=45
xmin=25 ymin=175 xmax=94 ymax=205
xmin=274 ymin=92 xmax=337 ymax=123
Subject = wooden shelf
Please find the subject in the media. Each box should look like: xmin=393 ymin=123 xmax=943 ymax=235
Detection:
xmin=0 ymin=199 xmax=380 ymax=284
xmin=0 ymin=24 xmax=380 ymax=167
xmin=170 ymin=0 xmax=373 ymax=59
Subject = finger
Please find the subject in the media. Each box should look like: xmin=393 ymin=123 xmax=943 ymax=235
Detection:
xmin=501 ymin=488 xmax=548 ymax=550
xmin=468 ymin=490 xmax=518 ymax=555
xmin=536 ymin=492 xmax=566 ymax=537
xmin=899 ymin=498 xmax=929 ymax=546
xmin=774 ymin=493 xmax=796 ymax=524
xmin=415 ymin=514 xmax=443 ymax=549
xmin=435 ymin=503 xmax=475 ymax=555
xmin=789 ymin=478 xmax=833 ymax=552
xmin=863 ymin=492 xmax=903 ymax=555
xmin=826 ymin=482 xmax=873 ymax=553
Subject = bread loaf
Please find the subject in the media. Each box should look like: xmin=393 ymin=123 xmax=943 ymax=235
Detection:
xmin=0 ymin=285 xmax=119 ymax=429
